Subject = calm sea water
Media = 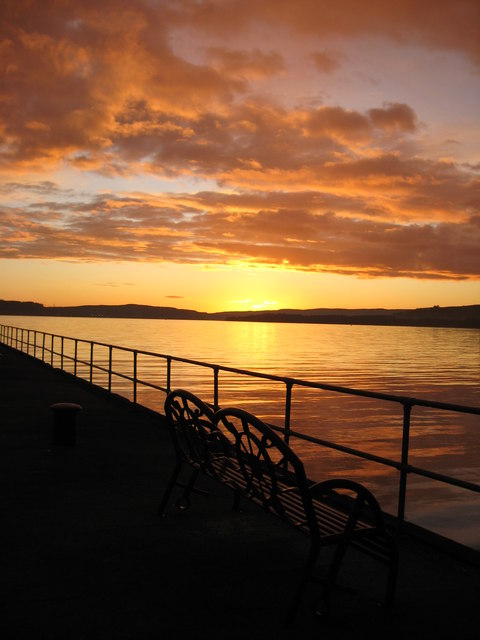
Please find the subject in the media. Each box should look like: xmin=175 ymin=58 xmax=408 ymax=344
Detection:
xmin=3 ymin=315 xmax=479 ymax=548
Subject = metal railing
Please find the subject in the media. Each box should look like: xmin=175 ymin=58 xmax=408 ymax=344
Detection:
xmin=2 ymin=323 xmax=479 ymax=532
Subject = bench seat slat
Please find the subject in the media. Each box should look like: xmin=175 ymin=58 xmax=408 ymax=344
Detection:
xmin=212 ymin=456 xmax=379 ymax=536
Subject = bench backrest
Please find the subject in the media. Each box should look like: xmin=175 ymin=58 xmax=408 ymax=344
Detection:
xmin=164 ymin=389 xmax=230 ymax=476
xmin=213 ymin=406 xmax=319 ymax=534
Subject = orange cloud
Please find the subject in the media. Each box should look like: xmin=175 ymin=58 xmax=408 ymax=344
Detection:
xmin=1 ymin=186 xmax=479 ymax=279
xmin=0 ymin=0 xmax=478 ymax=289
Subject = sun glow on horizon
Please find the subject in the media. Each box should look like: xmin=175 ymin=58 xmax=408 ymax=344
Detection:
xmin=1 ymin=259 xmax=478 ymax=314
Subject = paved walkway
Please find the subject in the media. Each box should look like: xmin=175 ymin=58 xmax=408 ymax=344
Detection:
xmin=1 ymin=345 xmax=478 ymax=639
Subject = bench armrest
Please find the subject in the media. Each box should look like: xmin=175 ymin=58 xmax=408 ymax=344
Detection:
xmin=307 ymin=478 xmax=385 ymax=526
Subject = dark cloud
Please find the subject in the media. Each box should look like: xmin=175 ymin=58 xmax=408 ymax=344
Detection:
xmin=311 ymin=50 xmax=341 ymax=74
xmin=179 ymin=0 xmax=480 ymax=67
xmin=368 ymin=103 xmax=418 ymax=133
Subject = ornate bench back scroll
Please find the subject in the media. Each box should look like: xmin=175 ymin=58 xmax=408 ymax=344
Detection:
xmin=165 ymin=389 xmax=230 ymax=478
xmin=214 ymin=407 xmax=318 ymax=533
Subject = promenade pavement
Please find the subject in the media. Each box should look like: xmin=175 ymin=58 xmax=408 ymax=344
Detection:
xmin=1 ymin=345 xmax=478 ymax=639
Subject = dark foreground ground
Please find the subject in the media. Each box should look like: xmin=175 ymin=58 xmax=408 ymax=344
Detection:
xmin=1 ymin=345 xmax=478 ymax=639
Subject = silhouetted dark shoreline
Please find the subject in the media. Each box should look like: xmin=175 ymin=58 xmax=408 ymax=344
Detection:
xmin=0 ymin=300 xmax=479 ymax=328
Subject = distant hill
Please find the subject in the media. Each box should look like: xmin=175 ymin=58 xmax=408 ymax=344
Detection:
xmin=0 ymin=300 xmax=45 ymax=316
xmin=51 ymin=303 xmax=208 ymax=320
xmin=0 ymin=301 xmax=208 ymax=320
xmin=220 ymin=305 xmax=480 ymax=328
xmin=0 ymin=299 xmax=479 ymax=328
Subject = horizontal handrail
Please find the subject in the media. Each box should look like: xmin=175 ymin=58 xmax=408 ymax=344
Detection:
xmin=1 ymin=323 xmax=479 ymax=540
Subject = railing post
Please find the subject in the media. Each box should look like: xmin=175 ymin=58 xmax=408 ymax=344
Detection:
xmin=397 ymin=400 xmax=413 ymax=531
xmin=74 ymin=339 xmax=78 ymax=377
xmin=90 ymin=342 xmax=94 ymax=383
xmin=133 ymin=350 xmax=138 ymax=405
xmin=26 ymin=330 xmax=30 ymax=355
xmin=167 ymin=357 xmax=171 ymax=394
xmin=51 ymin=334 xmax=54 ymax=366
xmin=42 ymin=333 xmax=46 ymax=362
xmin=213 ymin=366 xmax=219 ymax=410
xmin=284 ymin=381 xmax=293 ymax=446
xmin=108 ymin=345 xmax=113 ymax=392
xmin=33 ymin=331 xmax=37 ymax=358
xmin=60 ymin=336 xmax=64 ymax=370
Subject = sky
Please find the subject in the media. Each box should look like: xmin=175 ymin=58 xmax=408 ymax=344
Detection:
xmin=1 ymin=0 xmax=479 ymax=313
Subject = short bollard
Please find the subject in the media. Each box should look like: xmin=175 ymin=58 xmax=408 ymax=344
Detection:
xmin=50 ymin=402 xmax=83 ymax=446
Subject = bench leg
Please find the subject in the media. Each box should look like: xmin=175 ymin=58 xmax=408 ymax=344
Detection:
xmin=158 ymin=460 xmax=183 ymax=516
xmin=284 ymin=544 xmax=320 ymax=627
xmin=317 ymin=533 xmax=399 ymax=613
xmin=175 ymin=468 xmax=201 ymax=509
xmin=384 ymin=536 xmax=399 ymax=608
xmin=159 ymin=465 xmax=211 ymax=515
xmin=315 ymin=538 xmax=350 ymax=616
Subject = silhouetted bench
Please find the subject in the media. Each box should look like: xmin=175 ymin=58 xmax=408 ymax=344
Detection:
xmin=159 ymin=388 xmax=398 ymax=625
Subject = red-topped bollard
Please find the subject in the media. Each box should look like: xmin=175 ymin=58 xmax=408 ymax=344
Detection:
xmin=50 ymin=402 xmax=83 ymax=445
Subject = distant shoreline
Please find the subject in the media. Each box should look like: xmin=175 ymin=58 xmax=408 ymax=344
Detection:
xmin=1 ymin=300 xmax=479 ymax=329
